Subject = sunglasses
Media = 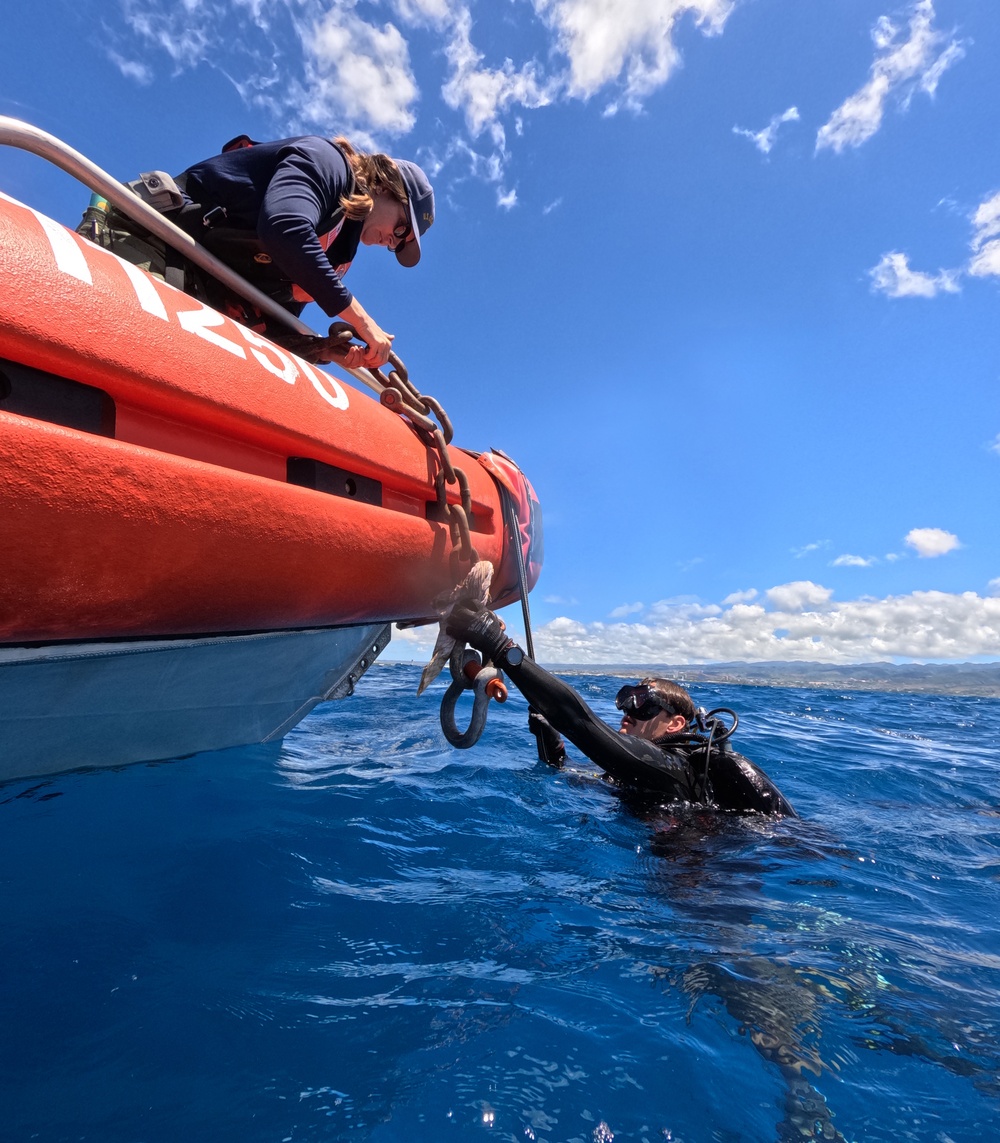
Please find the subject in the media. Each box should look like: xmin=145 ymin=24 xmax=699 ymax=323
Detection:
xmin=614 ymin=684 xmax=677 ymax=723
xmin=391 ymin=213 xmax=412 ymax=245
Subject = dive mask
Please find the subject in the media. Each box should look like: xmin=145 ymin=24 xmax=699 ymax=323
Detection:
xmin=615 ymin=683 xmax=676 ymax=723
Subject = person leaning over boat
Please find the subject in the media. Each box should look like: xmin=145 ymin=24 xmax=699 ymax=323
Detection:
xmin=79 ymin=135 xmax=434 ymax=370
xmin=445 ymin=603 xmax=796 ymax=816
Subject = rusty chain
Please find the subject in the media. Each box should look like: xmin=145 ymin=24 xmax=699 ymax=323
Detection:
xmin=374 ymin=353 xmax=478 ymax=565
xmin=314 ymin=324 xmax=479 ymax=565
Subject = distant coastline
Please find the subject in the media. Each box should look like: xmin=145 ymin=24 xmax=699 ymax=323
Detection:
xmin=536 ymin=661 xmax=1000 ymax=699
xmin=386 ymin=658 xmax=1000 ymax=698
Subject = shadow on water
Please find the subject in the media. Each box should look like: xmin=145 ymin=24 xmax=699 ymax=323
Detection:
xmin=610 ymin=797 xmax=1000 ymax=1142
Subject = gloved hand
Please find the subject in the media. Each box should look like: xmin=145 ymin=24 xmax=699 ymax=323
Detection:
xmin=446 ymin=602 xmax=514 ymax=665
xmin=528 ymin=710 xmax=567 ymax=768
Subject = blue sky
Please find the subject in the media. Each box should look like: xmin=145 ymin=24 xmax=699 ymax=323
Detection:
xmin=2 ymin=0 xmax=998 ymax=663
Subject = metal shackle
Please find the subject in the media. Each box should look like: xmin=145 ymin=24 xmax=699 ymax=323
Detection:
xmin=440 ymin=646 xmax=508 ymax=749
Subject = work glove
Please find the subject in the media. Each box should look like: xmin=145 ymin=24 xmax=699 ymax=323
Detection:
xmin=528 ymin=710 xmax=567 ymax=768
xmin=446 ymin=602 xmax=514 ymax=665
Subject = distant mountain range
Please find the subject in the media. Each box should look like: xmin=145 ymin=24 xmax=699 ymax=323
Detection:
xmin=540 ymin=661 xmax=1000 ymax=698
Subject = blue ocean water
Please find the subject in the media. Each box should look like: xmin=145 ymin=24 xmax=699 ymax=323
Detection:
xmin=2 ymin=664 xmax=999 ymax=1143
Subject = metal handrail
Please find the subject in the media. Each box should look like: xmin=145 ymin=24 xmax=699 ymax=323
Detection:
xmin=0 ymin=116 xmax=382 ymax=397
xmin=0 ymin=117 xmax=319 ymax=334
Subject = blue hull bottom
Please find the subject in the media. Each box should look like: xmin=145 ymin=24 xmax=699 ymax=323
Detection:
xmin=0 ymin=623 xmax=390 ymax=783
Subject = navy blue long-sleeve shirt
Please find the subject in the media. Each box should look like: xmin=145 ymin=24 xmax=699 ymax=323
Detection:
xmin=180 ymin=136 xmax=363 ymax=317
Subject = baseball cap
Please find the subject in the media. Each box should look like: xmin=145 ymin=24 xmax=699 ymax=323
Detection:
xmin=393 ymin=158 xmax=435 ymax=268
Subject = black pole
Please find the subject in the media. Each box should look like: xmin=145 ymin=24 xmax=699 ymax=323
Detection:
xmin=498 ymin=483 xmax=555 ymax=765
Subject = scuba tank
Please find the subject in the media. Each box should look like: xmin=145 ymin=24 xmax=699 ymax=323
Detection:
xmin=78 ymin=192 xmax=111 ymax=245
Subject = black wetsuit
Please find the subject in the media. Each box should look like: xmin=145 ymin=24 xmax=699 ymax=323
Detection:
xmin=504 ymin=658 xmax=795 ymax=817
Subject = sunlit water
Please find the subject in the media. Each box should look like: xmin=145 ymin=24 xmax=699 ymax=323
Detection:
xmin=2 ymin=664 xmax=999 ymax=1142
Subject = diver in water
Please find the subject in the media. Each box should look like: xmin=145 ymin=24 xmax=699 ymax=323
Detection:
xmin=446 ymin=603 xmax=795 ymax=816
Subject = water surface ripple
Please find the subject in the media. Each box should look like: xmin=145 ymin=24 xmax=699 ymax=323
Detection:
xmin=2 ymin=666 xmax=998 ymax=1141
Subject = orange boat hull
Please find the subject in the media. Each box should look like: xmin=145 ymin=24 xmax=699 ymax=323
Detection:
xmin=0 ymin=191 xmax=541 ymax=642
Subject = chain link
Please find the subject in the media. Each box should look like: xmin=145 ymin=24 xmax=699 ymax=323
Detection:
xmin=353 ymin=342 xmax=478 ymax=565
xmin=276 ymin=322 xmax=480 ymax=566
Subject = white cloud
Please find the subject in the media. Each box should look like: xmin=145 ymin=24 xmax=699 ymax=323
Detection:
xmin=648 ymin=597 xmax=721 ymax=620
xmin=426 ymin=134 xmax=507 ymax=185
xmin=542 ymin=197 xmax=564 ymax=215
xmin=112 ymin=0 xmax=744 ymax=201
xmin=905 ymin=527 xmax=960 ymax=558
xmin=969 ymin=191 xmax=1000 ymax=279
xmin=393 ymin=0 xmax=457 ymax=27
xmin=990 ymin=434 xmax=1000 ymax=457
xmin=609 ymin=602 xmax=645 ymax=619
xmin=116 ymin=0 xmax=422 ymax=143
xmin=816 ymin=0 xmax=966 ymax=154
xmin=972 ymin=243 xmax=1000 ymax=279
xmin=496 ymin=186 xmax=518 ymax=210
xmin=722 ymin=589 xmax=757 ymax=605
xmin=765 ymin=581 xmax=834 ymax=612
xmin=831 ymin=554 xmax=878 ymax=568
xmin=441 ymin=7 xmax=556 ymax=147
xmin=121 ymin=0 xmax=211 ymax=69
xmin=395 ymin=584 xmax=1000 ymax=665
xmin=544 ymin=594 xmax=579 ymax=606
xmin=533 ymin=587 xmax=1000 ymax=664
xmin=971 ymin=191 xmax=1000 ymax=242
xmin=869 ymin=252 xmax=959 ymax=298
xmin=390 ymin=621 xmax=442 ymax=661
xmin=733 ymin=106 xmax=799 ymax=155
xmin=792 ymin=541 xmax=828 ymax=558
xmin=918 ymin=37 xmax=965 ymax=95
xmin=107 ymin=49 xmax=154 ymax=85
xmin=869 ymin=190 xmax=1000 ymax=299
xmin=546 ymin=615 xmax=590 ymax=637
xmin=296 ymin=7 xmax=419 ymax=137
xmin=535 ymin=0 xmax=734 ymax=112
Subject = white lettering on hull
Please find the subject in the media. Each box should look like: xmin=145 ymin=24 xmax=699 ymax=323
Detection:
xmin=2 ymin=192 xmax=349 ymax=411
xmin=176 ymin=303 xmax=248 ymax=358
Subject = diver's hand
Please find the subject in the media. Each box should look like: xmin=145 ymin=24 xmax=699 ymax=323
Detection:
xmin=446 ymin=603 xmax=513 ymax=664
xmin=528 ymin=710 xmax=567 ymax=768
